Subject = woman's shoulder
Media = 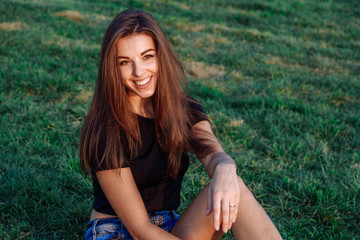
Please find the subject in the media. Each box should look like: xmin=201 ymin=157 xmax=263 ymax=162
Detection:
xmin=91 ymin=127 xmax=130 ymax=172
xmin=186 ymin=96 xmax=205 ymax=112
xmin=186 ymin=96 xmax=208 ymax=125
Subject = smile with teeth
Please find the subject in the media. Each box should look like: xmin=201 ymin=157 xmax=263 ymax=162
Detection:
xmin=134 ymin=76 xmax=151 ymax=86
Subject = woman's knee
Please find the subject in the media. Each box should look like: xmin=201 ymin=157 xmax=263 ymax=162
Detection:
xmin=237 ymin=175 xmax=256 ymax=204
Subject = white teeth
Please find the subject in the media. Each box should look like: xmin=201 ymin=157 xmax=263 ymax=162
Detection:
xmin=134 ymin=77 xmax=151 ymax=86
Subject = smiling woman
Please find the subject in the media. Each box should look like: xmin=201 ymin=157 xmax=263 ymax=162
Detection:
xmin=79 ymin=9 xmax=282 ymax=240
xmin=116 ymin=34 xmax=158 ymax=116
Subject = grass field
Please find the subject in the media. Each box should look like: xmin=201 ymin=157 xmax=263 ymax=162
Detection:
xmin=1 ymin=0 xmax=359 ymax=239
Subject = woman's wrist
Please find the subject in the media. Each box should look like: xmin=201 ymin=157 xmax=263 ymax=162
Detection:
xmin=215 ymin=160 xmax=237 ymax=172
xmin=206 ymin=151 xmax=237 ymax=178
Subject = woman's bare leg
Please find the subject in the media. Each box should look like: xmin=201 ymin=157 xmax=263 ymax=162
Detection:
xmin=171 ymin=185 xmax=223 ymax=240
xmin=231 ymin=176 xmax=282 ymax=240
xmin=171 ymin=176 xmax=282 ymax=240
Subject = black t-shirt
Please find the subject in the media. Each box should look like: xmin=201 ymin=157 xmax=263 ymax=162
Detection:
xmin=91 ymin=97 xmax=208 ymax=215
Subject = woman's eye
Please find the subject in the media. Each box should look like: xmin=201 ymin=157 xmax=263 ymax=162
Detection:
xmin=144 ymin=54 xmax=154 ymax=60
xmin=119 ymin=60 xmax=130 ymax=65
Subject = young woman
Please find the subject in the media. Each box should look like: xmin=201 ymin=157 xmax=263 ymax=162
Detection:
xmin=79 ymin=9 xmax=282 ymax=240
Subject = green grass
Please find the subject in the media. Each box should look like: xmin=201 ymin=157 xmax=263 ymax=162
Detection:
xmin=1 ymin=0 xmax=359 ymax=239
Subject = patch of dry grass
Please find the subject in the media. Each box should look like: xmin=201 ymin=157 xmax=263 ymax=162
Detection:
xmin=175 ymin=22 xmax=206 ymax=32
xmin=194 ymin=33 xmax=232 ymax=52
xmin=74 ymin=89 xmax=93 ymax=104
xmin=264 ymin=54 xmax=352 ymax=76
xmin=331 ymin=95 xmax=360 ymax=107
xmin=43 ymin=34 xmax=100 ymax=50
xmin=183 ymin=60 xmax=226 ymax=80
xmin=54 ymin=10 xmax=109 ymax=25
xmin=0 ymin=21 xmax=27 ymax=31
xmin=228 ymin=119 xmax=245 ymax=128
xmin=212 ymin=23 xmax=232 ymax=33
xmin=171 ymin=1 xmax=191 ymax=10
xmin=55 ymin=10 xmax=85 ymax=22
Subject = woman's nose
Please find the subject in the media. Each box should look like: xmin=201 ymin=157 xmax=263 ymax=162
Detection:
xmin=132 ymin=61 xmax=145 ymax=77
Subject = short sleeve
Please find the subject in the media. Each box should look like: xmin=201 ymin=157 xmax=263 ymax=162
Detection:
xmin=90 ymin=130 xmax=131 ymax=172
xmin=187 ymin=96 xmax=209 ymax=126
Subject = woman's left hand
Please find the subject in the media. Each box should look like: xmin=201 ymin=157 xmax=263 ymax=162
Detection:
xmin=206 ymin=162 xmax=240 ymax=233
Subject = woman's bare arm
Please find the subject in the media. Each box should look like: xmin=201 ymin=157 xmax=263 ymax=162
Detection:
xmin=192 ymin=121 xmax=235 ymax=176
xmin=192 ymin=120 xmax=240 ymax=233
xmin=96 ymin=168 xmax=180 ymax=240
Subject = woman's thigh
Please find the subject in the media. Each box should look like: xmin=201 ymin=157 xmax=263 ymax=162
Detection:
xmin=170 ymin=184 xmax=224 ymax=240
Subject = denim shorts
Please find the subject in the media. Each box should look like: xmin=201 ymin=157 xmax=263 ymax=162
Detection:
xmin=85 ymin=210 xmax=180 ymax=240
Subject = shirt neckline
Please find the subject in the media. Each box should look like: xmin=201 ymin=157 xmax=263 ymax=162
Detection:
xmin=136 ymin=114 xmax=154 ymax=120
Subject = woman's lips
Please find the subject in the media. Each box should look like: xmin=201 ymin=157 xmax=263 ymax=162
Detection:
xmin=133 ymin=76 xmax=152 ymax=88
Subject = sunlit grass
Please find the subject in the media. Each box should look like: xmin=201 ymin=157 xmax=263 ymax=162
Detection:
xmin=1 ymin=0 xmax=359 ymax=239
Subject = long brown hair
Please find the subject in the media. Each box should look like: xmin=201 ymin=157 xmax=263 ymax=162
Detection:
xmin=79 ymin=9 xmax=213 ymax=178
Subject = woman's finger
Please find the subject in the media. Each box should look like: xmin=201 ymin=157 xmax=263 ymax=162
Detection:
xmin=221 ymin=199 xmax=230 ymax=233
xmin=212 ymin=191 xmax=221 ymax=231
xmin=229 ymin=201 xmax=237 ymax=224
xmin=206 ymin=187 xmax=212 ymax=215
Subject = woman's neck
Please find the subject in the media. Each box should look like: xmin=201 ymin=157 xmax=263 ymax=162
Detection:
xmin=128 ymin=95 xmax=154 ymax=118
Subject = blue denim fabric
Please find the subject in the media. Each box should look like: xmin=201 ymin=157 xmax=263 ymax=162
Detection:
xmin=85 ymin=210 xmax=180 ymax=240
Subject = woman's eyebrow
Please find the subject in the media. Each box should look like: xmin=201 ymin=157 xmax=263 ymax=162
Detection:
xmin=117 ymin=48 xmax=156 ymax=59
xmin=141 ymin=48 xmax=155 ymax=55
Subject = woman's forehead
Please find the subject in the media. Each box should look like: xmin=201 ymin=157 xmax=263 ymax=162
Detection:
xmin=116 ymin=34 xmax=155 ymax=56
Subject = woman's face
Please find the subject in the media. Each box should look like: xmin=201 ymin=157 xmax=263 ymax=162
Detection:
xmin=116 ymin=33 xmax=158 ymax=103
